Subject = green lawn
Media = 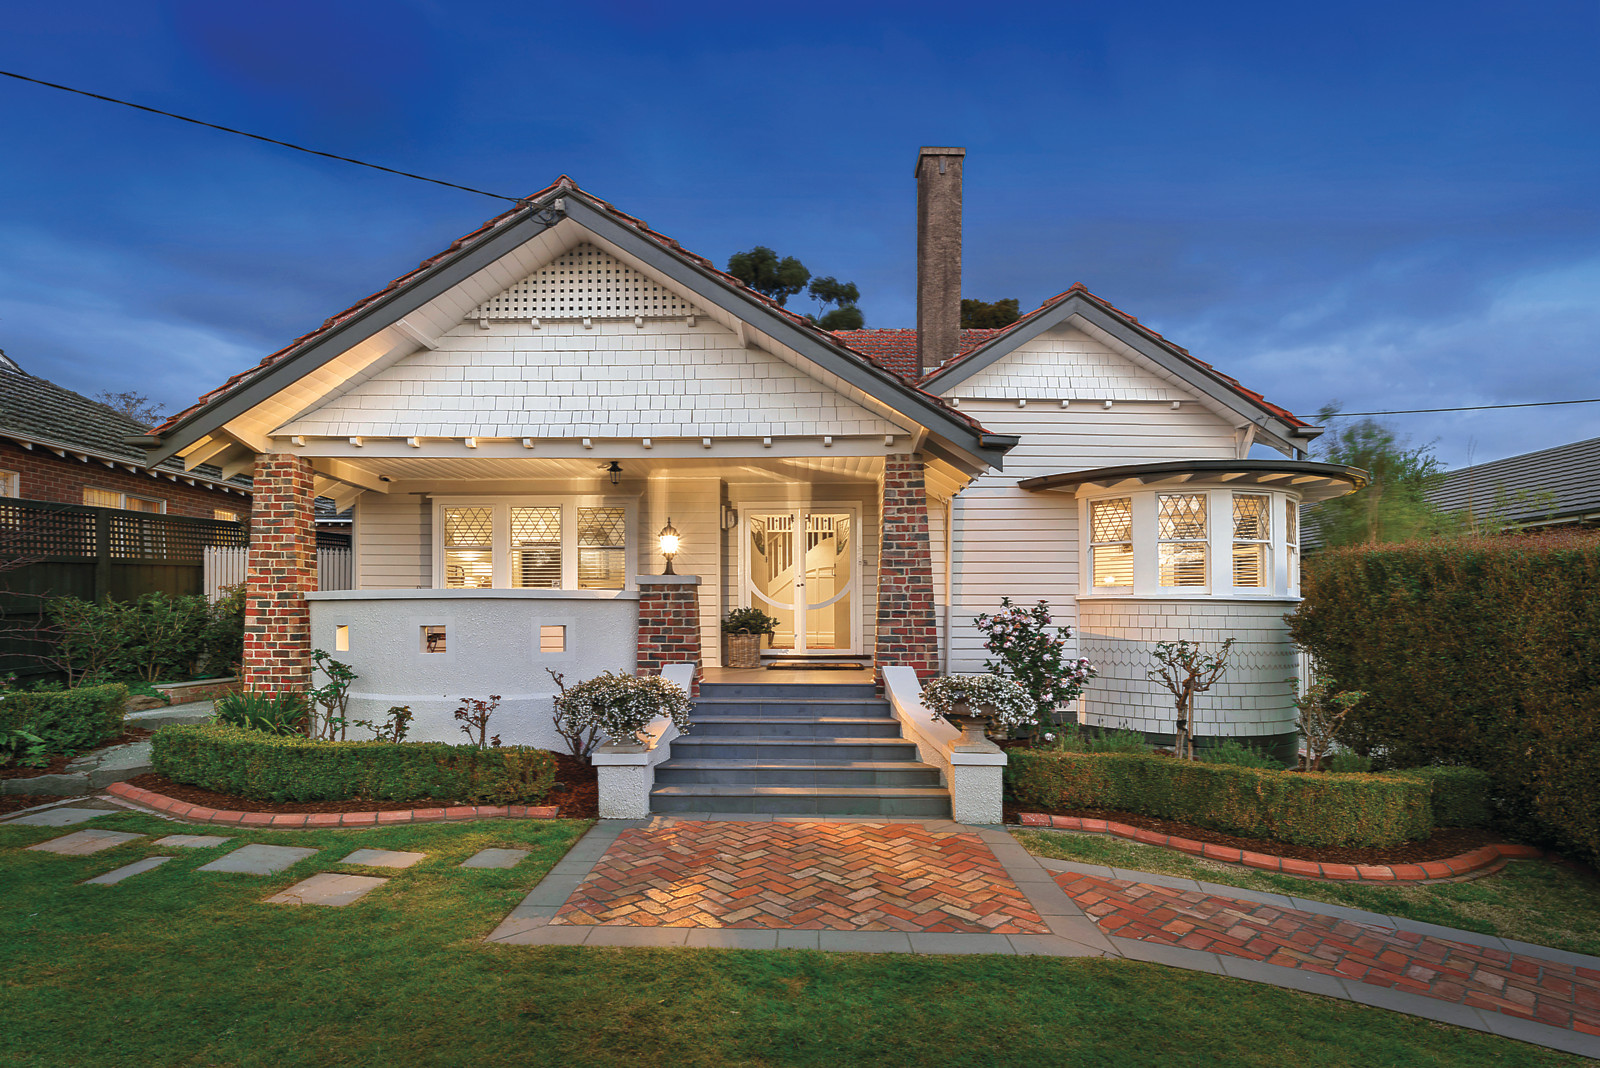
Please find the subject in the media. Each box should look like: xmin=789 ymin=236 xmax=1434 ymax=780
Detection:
xmin=1015 ymin=827 xmax=1600 ymax=958
xmin=0 ymin=811 xmax=1586 ymax=1068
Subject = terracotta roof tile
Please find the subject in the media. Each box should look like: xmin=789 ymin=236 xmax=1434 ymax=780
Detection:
xmin=829 ymin=329 xmax=1003 ymax=379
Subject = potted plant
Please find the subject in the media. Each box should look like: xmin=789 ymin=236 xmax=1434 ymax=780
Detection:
xmin=920 ymin=673 xmax=1034 ymax=746
xmin=551 ymin=671 xmax=692 ymax=747
xmin=722 ymin=607 xmax=779 ymax=670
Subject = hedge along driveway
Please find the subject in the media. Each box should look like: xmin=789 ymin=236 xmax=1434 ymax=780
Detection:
xmin=1006 ymin=749 xmax=1449 ymax=847
xmin=0 ymin=811 xmax=1585 ymax=1068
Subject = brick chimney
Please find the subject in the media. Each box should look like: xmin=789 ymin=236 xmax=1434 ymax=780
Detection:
xmin=915 ymin=146 xmax=964 ymax=377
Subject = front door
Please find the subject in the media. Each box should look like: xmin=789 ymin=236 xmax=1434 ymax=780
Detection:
xmin=741 ymin=509 xmax=858 ymax=654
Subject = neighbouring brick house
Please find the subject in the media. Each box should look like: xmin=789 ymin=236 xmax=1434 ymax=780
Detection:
xmin=131 ymin=148 xmax=1363 ymax=768
xmin=0 ymin=351 xmax=251 ymax=517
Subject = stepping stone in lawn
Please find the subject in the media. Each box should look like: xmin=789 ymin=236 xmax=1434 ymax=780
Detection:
xmin=154 ymin=834 xmax=234 ymax=849
xmin=84 ymin=856 xmax=174 ymax=885
xmin=28 ymin=830 xmax=143 ymax=855
xmin=198 ymin=844 xmax=318 ymax=875
xmin=266 ymin=872 xmax=388 ymax=907
xmin=461 ymin=848 xmax=529 ymax=869
xmin=7 ymin=807 xmax=110 ymax=827
xmin=339 ymin=848 xmax=426 ymax=869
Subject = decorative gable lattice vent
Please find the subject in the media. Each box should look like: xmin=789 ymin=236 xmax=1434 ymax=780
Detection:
xmin=469 ymin=242 xmax=697 ymax=320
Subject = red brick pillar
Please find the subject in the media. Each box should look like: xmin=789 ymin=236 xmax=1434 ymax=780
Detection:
xmin=875 ymin=455 xmax=940 ymax=680
xmin=636 ymin=575 xmax=702 ymax=692
xmin=243 ymin=454 xmax=315 ymax=693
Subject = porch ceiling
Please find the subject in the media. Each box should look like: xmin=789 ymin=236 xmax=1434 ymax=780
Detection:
xmin=311 ymin=453 xmax=892 ymax=485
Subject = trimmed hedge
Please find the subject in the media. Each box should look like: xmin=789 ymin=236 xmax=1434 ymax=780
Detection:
xmin=1391 ymin=767 xmax=1493 ymax=828
xmin=0 ymin=684 xmax=128 ymax=756
xmin=1007 ymin=749 xmax=1432 ymax=848
xmin=1287 ymin=533 xmax=1600 ymax=863
xmin=152 ymin=724 xmax=556 ymax=805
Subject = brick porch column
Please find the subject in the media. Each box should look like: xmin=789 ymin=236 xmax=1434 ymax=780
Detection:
xmin=875 ymin=455 xmax=940 ymax=680
xmin=636 ymin=575 xmax=702 ymax=693
xmin=243 ymin=453 xmax=316 ymax=693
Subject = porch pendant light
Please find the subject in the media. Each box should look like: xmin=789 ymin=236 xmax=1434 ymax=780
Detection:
xmin=658 ymin=517 xmax=680 ymax=575
xmin=606 ymin=461 xmax=622 ymax=485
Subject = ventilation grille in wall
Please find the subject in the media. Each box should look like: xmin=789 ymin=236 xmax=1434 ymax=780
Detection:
xmin=470 ymin=242 xmax=698 ymax=320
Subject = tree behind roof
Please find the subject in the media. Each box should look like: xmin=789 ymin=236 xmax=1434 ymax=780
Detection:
xmin=1309 ymin=405 xmax=1452 ymax=547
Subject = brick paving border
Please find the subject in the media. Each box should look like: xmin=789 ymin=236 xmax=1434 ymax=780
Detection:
xmin=487 ymin=815 xmax=1599 ymax=1059
xmin=1018 ymin=813 xmax=1543 ymax=882
xmin=103 ymin=781 xmax=560 ymax=827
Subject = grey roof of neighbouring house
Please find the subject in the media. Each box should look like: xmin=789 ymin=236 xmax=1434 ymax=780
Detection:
xmin=0 ymin=356 xmax=249 ymax=491
xmin=1427 ymin=435 xmax=1600 ymax=528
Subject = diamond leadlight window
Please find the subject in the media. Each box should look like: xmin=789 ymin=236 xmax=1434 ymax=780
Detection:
xmin=1089 ymin=497 xmax=1134 ymax=587
xmin=443 ymin=507 xmax=493 ymax=588
xmin=1232 ymin=494 xmax=1270 ymax=588
xmin=512 ymin=506 xmax=561 ymax=589
xmin=1158 ymin=494 xmax=1207 ymax=587
xmin=577 ymin=506 xmax=626 ymax=589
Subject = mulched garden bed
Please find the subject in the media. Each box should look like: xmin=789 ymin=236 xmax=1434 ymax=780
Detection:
xmin=0 ymin=794 xmax=59 ymax=816
xmin=1003 ymin=800 xmax=1509 ymax=866
xmin=0 ymin=727 xmax=155 ymax=781
xmin=121 ymin=750 xmax=599 ymax=819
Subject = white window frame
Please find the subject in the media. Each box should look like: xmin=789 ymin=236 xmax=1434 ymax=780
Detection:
xmin=84 ymin=488 xmax=167 ymax=513
xmin=1228 ymin=493 xmax=1271 ymax=591
xmin=1079 ymin=486 xmax=1305 ymax=600
xmin=1088 ymin=496 xmax=1135 ymax=588
xmin=430 ymin=495 xmax=637 ymax=591
xmin=0 ymin=470 xmax=18 ymax=498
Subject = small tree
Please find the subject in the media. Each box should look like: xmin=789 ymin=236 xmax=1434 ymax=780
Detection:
xmin=1291 ymin=676 xmax=1366 ymax=770
xmin=972 ymin=598 xmax=1096 ymax=738
xmin=1147 ymin=638 xmax=1235 ymax=760
xmin=807 ymin=276 xmax=864 ymax=330
xmin=307 ymin=649 xmax=357 ymax=740
xmin=547 ymin=668 xmax=601 ymax=758
xmin=726 ymin=246 xmax=811 ymax=306
xmin=454 ymin=694 xmax=503 ymax=748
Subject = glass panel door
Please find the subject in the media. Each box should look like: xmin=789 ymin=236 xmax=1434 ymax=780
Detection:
xmin=742 ymin=508 xmax=857 ymax=654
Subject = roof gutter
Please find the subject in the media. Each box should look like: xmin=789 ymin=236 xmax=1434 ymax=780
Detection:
xmin=3 ymin=431 xmax=249 ymax=494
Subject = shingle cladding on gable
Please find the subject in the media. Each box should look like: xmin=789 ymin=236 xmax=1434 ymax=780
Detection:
xmin=941 ymin=323 xmax=1181 ymax=400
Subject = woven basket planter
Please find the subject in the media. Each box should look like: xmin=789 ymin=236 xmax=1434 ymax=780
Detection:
xmin=725 ymin=632 xmax=764 ymax=669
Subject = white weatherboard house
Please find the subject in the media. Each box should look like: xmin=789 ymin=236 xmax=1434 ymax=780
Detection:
xmin=133 ymin=148 xmax=1362 ymax=819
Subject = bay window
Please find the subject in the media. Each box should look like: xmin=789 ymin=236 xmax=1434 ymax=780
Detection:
xmin=1157 ymin=493 xmax=1208 ymax=587
xmin=1089 ymin=497 xmax=1134 ymax=587
xmin=1231 ymin=494 xmax=1270 ymax=588
xmin=433 ymin=498 xmax=634 ymax=591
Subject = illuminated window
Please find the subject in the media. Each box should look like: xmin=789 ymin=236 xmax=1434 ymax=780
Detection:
xmin=0 ymin=471 xmax=18 ymax=498
xmin=1158 ymin=494 xmax=1208 ymax=587
xmin=1231 ymin=494 xmax=1270 ymax=588
xmin=125 ymin=496 xmax=165 ymax=514
xmin=84 ymin=488 xmax=121 ymax=509
xmin=1089 ymin=497 xmax=1134 ymax=587
xmin=539 ymin=625 xmax=566 ymax=653
xmin=577 ymin=506 xmax=626 ymax=589
xmin=443 ymin=507 xmax=493 ymax=589
xmin=335 ymin=624 xmax=350 ymax=652
xmin=421 ymin=625 xmax=446 ymax=653
xmin=512 ymin=506 xmax=562 ymax=588
xmin=1286 ymin=498 xmax=1300 ymax=586
xmin=214 ymin=509 xmax=240 ymax=522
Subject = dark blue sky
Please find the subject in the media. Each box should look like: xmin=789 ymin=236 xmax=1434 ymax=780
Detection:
xmin=2 ymin=1 xmax=1596 ymax=466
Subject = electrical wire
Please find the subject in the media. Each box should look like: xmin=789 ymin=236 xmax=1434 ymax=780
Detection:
xmin=0 ymin=69 xmax=520 ymax=202
xmin=1324 ymin=397 xmax=1600 ymax=417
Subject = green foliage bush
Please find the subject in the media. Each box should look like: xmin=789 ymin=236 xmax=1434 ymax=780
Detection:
xmin=0 ymin=683 xmax=128 ymax=757
xmin=1202 ymin=738 xmax=1283 ymax=769
xmin=49 ymin=592 xmax=243 ymax=684
xmin=1391 ymin=766 xmax=1493 ymax=828
xmin=1323 ymin=751 xmax=1373 ymax=774
xmin=1286 ymin=533 xmax=1600 ymax=862
xmin=213 ymin=690 xmax=307 ymax=735
xmin=151 ymin=723 xmax=557 ymax=805
xmin=1006 ymin=749 xmax=1432 ymax=848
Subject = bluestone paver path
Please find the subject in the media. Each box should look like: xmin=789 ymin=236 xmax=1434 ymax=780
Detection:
xmin=462 ymin=848 xmax=529 ymax=869
xmin=155 ymin=834 xmax=234 ymax=849
xmin=198 ymin=844 xmax=317 ymax=875
xmin=85 ymin=856 xmax=174 ymax=885
xmin=340 ymin=848 xmax=426 ymax=869
xmin=7 ymin=807 xmax=110 ymax=827
xmin=267 ymin=873 xmax=388 ymax=907
xmin=28 ymin=829 xmax=143 ymax=855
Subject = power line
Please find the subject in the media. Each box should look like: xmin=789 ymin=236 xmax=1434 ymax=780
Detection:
xmin=0 ymin=69 xmax=520 ymax=203
xmin=1324 ymin=397 xmax=1600 ymax=417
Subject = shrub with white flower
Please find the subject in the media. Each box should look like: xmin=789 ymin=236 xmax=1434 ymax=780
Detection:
xmin=552 ymin=671 xmax=692 ymax=746
xmin=920 ymin=673 xmax=1036 ymax=732
xmin=972 ymin=597 xmax=1097 ymax=728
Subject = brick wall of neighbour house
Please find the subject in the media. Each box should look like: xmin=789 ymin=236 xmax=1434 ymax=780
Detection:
xmin=243 ymin=454 xmax=314 ymax=693
xmin=875 ymin=455 xmax=940 ymax=681
xmin=0 ymin=440 xmax=249 ymax=519
xmin=636 ymin=580 xmax=702 ymax=694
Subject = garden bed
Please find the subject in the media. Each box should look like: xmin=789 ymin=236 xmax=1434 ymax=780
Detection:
xmin=547 ymin=752 xmax=598 ymax=820
xmin=0 ymin=726 xmax=154 ymax=781
xmin=1003 ymin=801 xmax=1507 ymax=865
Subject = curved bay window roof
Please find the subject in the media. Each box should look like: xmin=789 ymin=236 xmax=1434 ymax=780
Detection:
xmin=1021 ymin=460 xmax=1367 ymax=599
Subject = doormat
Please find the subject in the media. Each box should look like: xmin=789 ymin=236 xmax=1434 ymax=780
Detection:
xmin=765 ymin=661 xmax=869 ymax=671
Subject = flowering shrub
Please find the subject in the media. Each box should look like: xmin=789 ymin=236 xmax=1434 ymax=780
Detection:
xmin=920 ymin=673 xmax=1035 ymax=732
xmin=552 ymin=671 xmax=692 ymax=746
xmin=972 ymin=598 xmax=1096 ymax=727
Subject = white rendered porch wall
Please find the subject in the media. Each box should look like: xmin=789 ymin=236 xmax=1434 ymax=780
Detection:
xmin=274 ymin=317 xmax=903 ymax=441
xmin=306 ymin=589 xmax=638 ymax=750
xmin=939 ymin=324 xmax=1240 ymax=674
xmin=1076 ymin=598 xmax=1300 ymax=742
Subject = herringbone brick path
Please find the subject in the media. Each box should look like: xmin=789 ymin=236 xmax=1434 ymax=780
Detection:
xmin=551 ymin=820 xmax=1047 ymax=933
xmin=1057 ymin=871 xmax=1600 ymax=1036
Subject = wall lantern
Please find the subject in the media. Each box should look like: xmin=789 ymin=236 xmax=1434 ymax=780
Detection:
xmin=658 ymin=517 xmax=681 ymax=575
xmin=606 ymin=460 xmax=622 ymax=486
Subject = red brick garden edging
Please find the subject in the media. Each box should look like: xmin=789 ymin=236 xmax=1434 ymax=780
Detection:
xmin=1018 ymin=813 xmax=1542 ymax=881
xmin=105 ymin=781 xmax=560 ymax=827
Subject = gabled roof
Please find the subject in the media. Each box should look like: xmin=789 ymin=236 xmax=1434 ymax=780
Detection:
xmin=831 ymin=328 xmax=1005 ymax=379
xmin=918 ymin=284 xmax=1316 ymax=447
xmin=138 ymin=177 xmax=1015 ymax=473
xmin=1428 ymin=435 xmax=1600 ymax=528
xmin=0 ymin=360 xmax=248 ymax=493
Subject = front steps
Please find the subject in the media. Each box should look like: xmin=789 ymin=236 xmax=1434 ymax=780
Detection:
xmin=651 ymin=681 xmax=950 ymax=817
